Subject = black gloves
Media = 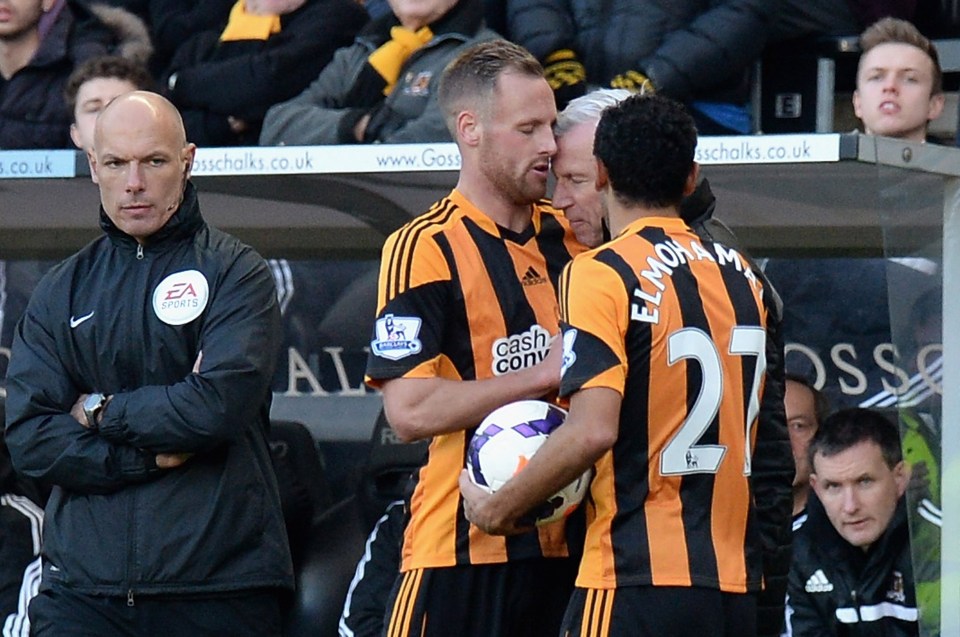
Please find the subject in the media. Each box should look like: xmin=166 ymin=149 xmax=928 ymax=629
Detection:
xmin=543 ymin=49 xmax=587 ymax=110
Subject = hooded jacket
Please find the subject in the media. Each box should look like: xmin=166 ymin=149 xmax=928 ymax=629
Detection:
xmin=4 ymin=183 xmax=293 ymax=597
xmin=786 ymin=494 xmax=918 ymax=636
xmin=0 ymin=0 xmax=152 ymax=149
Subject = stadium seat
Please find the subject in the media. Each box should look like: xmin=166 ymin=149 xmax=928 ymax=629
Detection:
xmin=357 ymin=409 xmax=427 ymax=529
xmin=281 ymin=409 xmax=427 ymax=636
xmin=282 ymin=495 xmax=369 ymax=637
xmin=269 ymin=420 xmax=333 ymax=566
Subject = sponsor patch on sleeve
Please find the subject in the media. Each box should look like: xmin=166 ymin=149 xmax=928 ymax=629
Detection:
xmin=371 ymin=314 xmax=423 ymax=360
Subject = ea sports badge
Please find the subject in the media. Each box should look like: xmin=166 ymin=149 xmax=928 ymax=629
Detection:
xmin=153 ymin=270 xmax=209 ymax=325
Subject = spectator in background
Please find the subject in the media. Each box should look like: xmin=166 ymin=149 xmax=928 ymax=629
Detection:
xmin=783 ymin=373 xmax=828 ymax=527
xmin=785 ymin=408 xmax=919 ymax=636
xmin=142 ymin=0 xmax=235 ymax=75
xmin=64 ymin=54 xmax=154 ymax=151
xmin=505 ymin=0 xmax=780 ymax=132
xmin=259 ymin=0 xmax=497 ymax=146
xmin=0 ymin=0 xmax=151 ymax=149
xmin=854 ymin=16 xmax=944 ymax=143
xmin=160 ymin=0 xmax=367 ymax=147
xmin=764 ymin=19 xmax=944 ymax=408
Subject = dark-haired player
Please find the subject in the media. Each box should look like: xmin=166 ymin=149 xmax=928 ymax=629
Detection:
xmin=461 ymin=94 xmax=793 ymax=637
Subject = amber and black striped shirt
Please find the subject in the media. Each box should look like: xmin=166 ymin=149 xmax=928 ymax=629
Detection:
xmin=366 ymin=189 xmax=584 ymax=571
xmin=559 ymin=215 xmax=771 ymax=593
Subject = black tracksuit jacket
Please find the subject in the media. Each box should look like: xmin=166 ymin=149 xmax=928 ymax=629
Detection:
xmin=4 ymin=184 xmax=293 ymax=598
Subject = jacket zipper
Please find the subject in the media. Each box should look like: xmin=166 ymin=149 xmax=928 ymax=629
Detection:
xmin=128 ymin=242 xmax=143 ymax=600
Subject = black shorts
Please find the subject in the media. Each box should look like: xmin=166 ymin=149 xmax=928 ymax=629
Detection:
xmin=384 ymin=559 xmax=577 ymax=637
xmin=560 ymin=586 xmax=757 ymax=637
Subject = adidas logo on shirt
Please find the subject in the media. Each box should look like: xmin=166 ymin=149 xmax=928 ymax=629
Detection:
xmin=805 ymin=569 xmax=834 ymax=593
xmin=521 ymin=266 xmax=547 ymax=286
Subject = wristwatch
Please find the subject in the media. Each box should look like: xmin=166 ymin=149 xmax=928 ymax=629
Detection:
xmin=82 ymin=392 xmax=108 ymax=430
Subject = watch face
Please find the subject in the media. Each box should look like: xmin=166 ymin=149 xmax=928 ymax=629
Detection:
xmin=84 ymin=393 xmax=104 ymax=412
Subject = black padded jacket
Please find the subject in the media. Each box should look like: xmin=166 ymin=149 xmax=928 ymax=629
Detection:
xmin=507 ymin=0 xmax=781 ymax=103
xmin=4 ymin=183 xmax=293 ymax=597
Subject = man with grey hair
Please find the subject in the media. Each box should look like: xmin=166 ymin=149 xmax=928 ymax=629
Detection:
xmin=552 ymin=88 xmax=632 ymax=247
xmin=552 ymin=88 xmax=722 ymax=249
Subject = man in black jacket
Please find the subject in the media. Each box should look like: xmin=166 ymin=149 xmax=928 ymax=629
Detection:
xmin=786 ymin=408 xmax=919 ymax=636
xmin=4 ymin=91 xmax=292 ymax=636
xmin=161 ymin=0 xmax=368 ymax=146
xmin=0 ymin=0 xmax=152 ymax=149
xmin=506 ymin=0 xmax=780 ymax=132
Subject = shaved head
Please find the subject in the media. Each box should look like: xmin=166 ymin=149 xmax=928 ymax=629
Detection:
xmin=89 ymin=91 xmax=196 ymax=244
xmin=94 ymin=91 xmax=187 ymax=154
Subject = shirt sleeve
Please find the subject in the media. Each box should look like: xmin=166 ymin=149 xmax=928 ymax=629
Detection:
xmin=365 ymin=226 xmax=452 ymax=386
xmin=558 ymin=256 xmax=627 ymax=398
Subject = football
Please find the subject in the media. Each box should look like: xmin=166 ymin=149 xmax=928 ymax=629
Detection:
xmin=466 ymin=399 xmax=591 ymax=526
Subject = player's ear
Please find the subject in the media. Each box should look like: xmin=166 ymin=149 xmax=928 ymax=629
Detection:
xmin=595 ymin=159 xmax=609 ymax=191
xmin=457 ymin=110 xmax=481 ymax=147
xmin=87 ymin=149 xmax=100 ymax=185
xmin=682 ymin=163 xmax=700 ymax=197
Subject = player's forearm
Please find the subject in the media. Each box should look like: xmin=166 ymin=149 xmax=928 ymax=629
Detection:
xmin=494 ymin=416 xmax=605 ymax=523
xmin=381 ymin=365 xmax=558 ymax=442
xmin=469 ymin=387 xmax=618 ymax=533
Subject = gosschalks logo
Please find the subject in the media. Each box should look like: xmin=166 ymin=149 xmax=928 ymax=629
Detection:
xmin=153 ymin=270 xmax=209 ymax=326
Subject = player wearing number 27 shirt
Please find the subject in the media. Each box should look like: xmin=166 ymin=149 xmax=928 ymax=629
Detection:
xmin=558 ymin=98 xmax=792 ymax=636
xmin=459 ymin=94 xmax=792 ymax=637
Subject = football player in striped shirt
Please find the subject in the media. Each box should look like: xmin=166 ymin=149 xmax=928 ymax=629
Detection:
xmin=365 ymin=39 xmax=586 ymax=636
xmin=461 ymin=93 xmax=793 ymax=637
